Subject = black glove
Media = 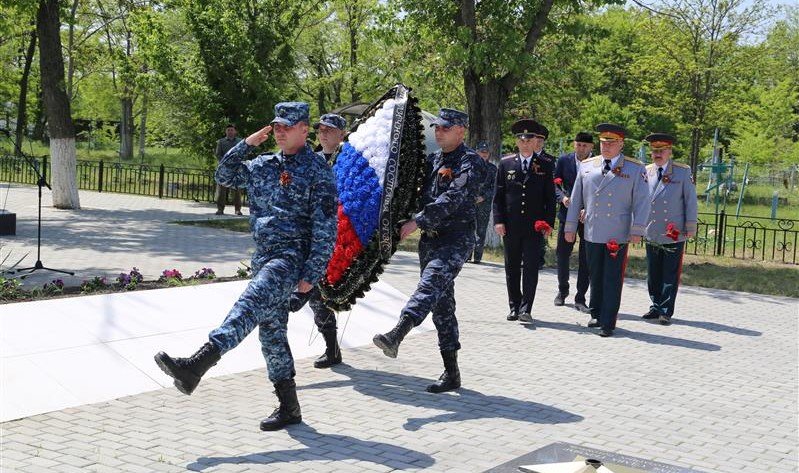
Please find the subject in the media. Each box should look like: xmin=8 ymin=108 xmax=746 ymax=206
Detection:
xmin=288 ymin=290 xmax=313 ymax=312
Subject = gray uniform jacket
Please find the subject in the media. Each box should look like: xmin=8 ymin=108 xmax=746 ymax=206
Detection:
xmin=644 ymin=161 xmax=698 ymax=244
xmin=565 ymin=155 xmax=650 ymax=244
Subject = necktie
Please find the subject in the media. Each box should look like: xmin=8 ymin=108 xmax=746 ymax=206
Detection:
xmin=657 ymin=167 xmax=663 ymax=182
xmin=523 ymin=159 xmax=528 ymax=173
xmin=603 ymin=159 xmax=611 ymax=175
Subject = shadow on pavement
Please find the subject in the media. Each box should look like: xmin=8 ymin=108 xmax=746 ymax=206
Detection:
xmin=529 ymin=317 xmax=722 ymax=351
xmin=302 ymin=364 xmax=584 ymax=432
xmin=186 ymin=424 xmax=435 ymax=471
xmin=617 ymin=313 xmax=762 ymax=336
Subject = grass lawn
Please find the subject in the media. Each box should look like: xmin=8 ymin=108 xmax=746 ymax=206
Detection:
xmin=175 ymin=219 xmax=799 ymax=298
xmin=1 ymin=140 xmax=205 ymax=169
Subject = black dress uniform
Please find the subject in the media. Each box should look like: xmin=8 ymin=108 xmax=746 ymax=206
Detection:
xmin=493 ymin=119 xmax=556 ymax=322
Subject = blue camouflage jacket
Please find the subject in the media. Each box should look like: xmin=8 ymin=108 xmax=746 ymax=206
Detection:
xmin=415 ymin=143 xmax=482 ymax=233
xmin=216 ymin=140 xmax=338 ymax=284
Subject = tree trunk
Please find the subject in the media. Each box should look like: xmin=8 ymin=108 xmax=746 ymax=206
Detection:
xmin=138 ymin=93 xmax=147 ymax=161
xmin=37 ymin=0 xmax=80 ymax=209
xmin=120 ymin=96 xmax=134 ymax=160
xmin=15 ymin=30 xmax=37 ymax=157
xmin=464 ymin=72 xmax=506 ymax=249
xmin=689 ymin=125 xmax=702 ymax=177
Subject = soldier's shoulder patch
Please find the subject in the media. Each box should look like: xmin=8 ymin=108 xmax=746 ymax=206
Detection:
xmin=672 ymin=162 xmax=690 ymax=169
xmin=624 ymin=156 xmax=644 ymax=166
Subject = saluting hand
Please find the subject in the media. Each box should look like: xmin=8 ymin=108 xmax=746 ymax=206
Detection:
xmin=245 ymin=125 xmax=272 ymax=147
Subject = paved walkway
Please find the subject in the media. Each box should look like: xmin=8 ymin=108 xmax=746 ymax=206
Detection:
xmin=1 ymin=186 xmax=797 ymax=472
xmin=2 ymin=184 xmax=253 ymax=288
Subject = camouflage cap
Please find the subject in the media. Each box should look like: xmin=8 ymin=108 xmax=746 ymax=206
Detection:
xmin=313 ymin=113 xmax=347 ymax=131
xmin=271 ymin=102 xmax=310 ymax=126
xmin=430 ymin=108 xmax=469 ymax=128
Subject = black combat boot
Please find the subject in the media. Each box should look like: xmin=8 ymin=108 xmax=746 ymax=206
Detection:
xmin=154 ymin=342 xmax=221 ymax=395
xmin=313 ymin=329 xmax=342 ymax=368
xmin=427 ymin=350 xmax=461 ymax=393
xmin=260 ymin=379 xmax=302 ymax=431
xmin=373 ymin=315 xmax=414 ymax=358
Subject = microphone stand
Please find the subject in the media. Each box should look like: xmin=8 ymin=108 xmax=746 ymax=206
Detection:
xmin=5 ymin=133 xmax=74 ymax=278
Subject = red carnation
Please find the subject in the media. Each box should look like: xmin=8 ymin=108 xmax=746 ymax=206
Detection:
xmin=606 ymin=239 xmax=620 ymax=259
xmin=553 ymin=177 xmax=563 ymax=186
xmin=665 ymin=223 xmax=681 ymax=241
xmin=534 ymin=220 xmax=552 ymax=234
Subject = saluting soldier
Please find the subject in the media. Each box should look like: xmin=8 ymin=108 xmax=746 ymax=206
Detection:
xmin=373 ymin=108 xmax=482 ymax=394
xmin=643 ymin=133 xmax=697 ymax=325
xmin=471 ymin=140 xmax=498 ymax=264
xmin=493 ymin=119 xmax=556 ymax=324
xmin=553 ymin=132 xmax=594 ymax=312
xmin=154 ymin=102 xmax=338 ymax=431
xmin=564 ymin=123 xmax=650 ymax=337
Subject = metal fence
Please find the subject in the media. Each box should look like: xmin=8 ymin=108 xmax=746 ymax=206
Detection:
xmin=3 ymin=155 xmax=797 ymax=264
xmin=1 ymin=155 xmax=220 ymax=202
xmin=688 ymin=211 xmax=798 ymax=264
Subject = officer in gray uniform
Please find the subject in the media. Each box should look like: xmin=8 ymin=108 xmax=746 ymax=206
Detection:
xmin=470 ymin=140 xmax=497 ymax=263
xmin=305 ymin=113 xmax=347 ymax=368
xmin=373 ymin=108 xmax=481 ymax=394
xmin=154 ymin=102 xmax=338 ymax=431
xmin=564 ymin=123 xmax=650 ymax=337
xmin=642 ymin=133 xmax=697 ymax=325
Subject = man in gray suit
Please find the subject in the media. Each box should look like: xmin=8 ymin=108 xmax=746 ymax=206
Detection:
xmin=564 ymin=123 xmax=650 ymax=337
xmin=642 ymin=133 xmax=698 ymax=325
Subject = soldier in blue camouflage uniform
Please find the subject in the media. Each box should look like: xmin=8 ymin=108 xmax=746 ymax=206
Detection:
xmin=642 ymin=133 xmax=697 ymax=325
xmin=373 ymin=108 xmax=482 ymax=393
xmin=469 ymin=140 xmax=498 ymax=264
xmin=154 ymin=102 xmax=338 ymax=431
xmin=294 ymin=113 xmax=347 ymax=368
xmin=564 ymin=123 xmax=650 ymax=337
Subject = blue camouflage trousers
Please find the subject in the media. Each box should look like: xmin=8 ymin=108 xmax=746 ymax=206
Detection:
xmin=402 ymin=230 xmax=474 ymax=352
xmin=208 ymin=245 xmax=305 ymax=383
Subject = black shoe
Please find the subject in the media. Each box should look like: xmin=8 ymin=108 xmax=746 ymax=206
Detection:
xmin=214 ymin=210 xmax=224 ymax=215
xmin=260 ymin=379 xmax=302 ymax=431
xmin=574 ymin=301 xmax=590 ymax=313
xmin=554 ymin=293 xmax=566 ymax=306
xmin=642 ymin=309 xmax=660 ymax=319
xmin=314 ymin=330 xmax=342 ymax=369
xmin=373 ymin=315 xmax=414 ymax=358
xmin=659 ymin=315 xmax=672 ymax=325
xmin=427 ymin=350 xmax=461 ymax=393
xmin=518 ymin=312 xmax=533 ymax=323
xmin=472 ymin=260 xmax=482 ymax=264
xmin=154 ymin=342 xmax=221 ymax=395
xmin=587 ymin=318 xmax=601 ymax=328
xmin=598 ymin=329 xmax=613 ymax=337
xmin=235 ymin=210 xmax=243 ymax=216
xmin=506 ymin=310 xmax=519 ymax=321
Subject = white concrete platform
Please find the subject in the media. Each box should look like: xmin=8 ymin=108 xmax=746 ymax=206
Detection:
xmin=0 ymin=279 xmax=427 ymax=422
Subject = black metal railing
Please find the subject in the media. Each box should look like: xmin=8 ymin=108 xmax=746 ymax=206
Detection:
xmin=1 ymin=155 xmax=235 ymax=204
xmin=688 ymin=211 xmax=798 ymax=264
